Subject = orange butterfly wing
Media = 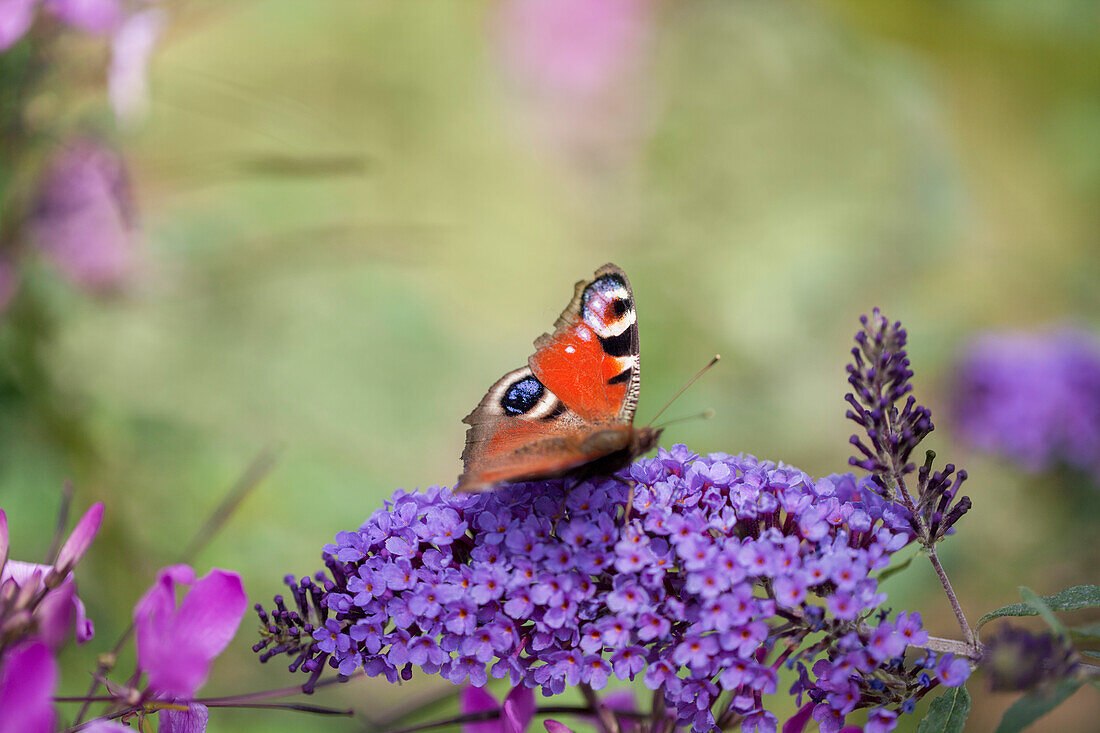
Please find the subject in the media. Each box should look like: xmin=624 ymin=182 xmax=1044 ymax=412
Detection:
xmin=457 ymin=264 xmax=644 ymax=492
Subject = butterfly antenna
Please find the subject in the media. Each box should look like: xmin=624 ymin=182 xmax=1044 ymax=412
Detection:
xmin=653 ymin=409 xmax=716 ymax=430
xmin=646 ymin=354 xmax=721 ymax=428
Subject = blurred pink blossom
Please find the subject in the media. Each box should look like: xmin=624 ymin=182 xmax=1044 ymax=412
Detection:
xmin=109 ymin=8 xmax=166 ymax=124
xmin=491 ymin=0 xmax=656 ymax=172
xmin=30 ymin=140 xmax=139 ymax=292
xmin=0 ymin=0 xmax=37 ymax=51
xmin=496 ymin=0 xmax=652 ymax=99
xmin=43 ymin=0 xmax=121 ymax=34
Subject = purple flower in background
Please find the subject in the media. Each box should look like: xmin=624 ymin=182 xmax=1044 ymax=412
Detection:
xmin=0 ymin=0 xmax=123 ymax=50
xmin=951 ymin=329 xmax=1100 ymax=480
xmin=491 ymin=0 xmax=656 ymax=171
xmin=30 ymin=139 xmax=139 ymax=292
xmin=495 ymin=0 xmax=652 ymax=98
xmin=43 ymin=0 xmax=121 ymax=34
xmin=0 ymin=0 xmax=36 ymax=51
xmin=134 ymin=565 xmax=248 ymax=699
xmin=0 ymin=640 xmax=57 ymax=733
xmin=257 ymin=447 xmax=960 ymax=732
xmin=109 ymin=8 xmax=166 ymax=124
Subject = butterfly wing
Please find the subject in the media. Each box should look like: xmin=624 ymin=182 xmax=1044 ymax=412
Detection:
xmin=457 ymin=264 xmax=643 ymax=492
xmin=457 ymin=366 xmax=634 ymax=492
xmin=529 ymin=263 xmax=641 ymax=423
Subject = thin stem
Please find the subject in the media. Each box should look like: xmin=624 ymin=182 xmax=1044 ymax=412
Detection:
xmin=926 ymin=546 xmax=977 ymax=649
xmin=197 ymin=672 xmax=361 ymax=704
xmin=580 ymin=682 xmax=620 ymax=733
xmin=379 ymin=705 xmax=647 ymax=733
xmin=881 ymin=408 xmax=977 ymax=652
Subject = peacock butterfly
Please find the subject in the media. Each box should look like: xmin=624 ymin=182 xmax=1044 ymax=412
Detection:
xmin=457 ymin=263 xmax=662 ymax=492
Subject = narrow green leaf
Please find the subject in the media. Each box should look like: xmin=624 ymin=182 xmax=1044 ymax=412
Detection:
xmin=1020 ymin=587 xmax=1070 ymax=637
xmin=917 ymin=686 xmax=971 ymax=733
xmin=977 ymin=585 xmax=1100 ymax=629
xmin=876 ymin=552 xmax=914 ymax=583
xmin=1081 ymin=650 xmax=1100 ymax=659
xmin=993 ymin=679 xmax=1083 ymax=733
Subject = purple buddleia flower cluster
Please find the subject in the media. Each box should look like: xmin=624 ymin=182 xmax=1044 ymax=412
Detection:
xmin=255 ymin=447 xmax=968 ymax=732
xmin=951 ymin=328 xmax=1100 ymax=483
xmin=847 ymin=309 xmax=971 ymax=545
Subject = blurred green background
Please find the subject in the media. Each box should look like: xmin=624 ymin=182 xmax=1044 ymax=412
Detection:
xmin=2 ymin=0 xmax=1099 ymax=730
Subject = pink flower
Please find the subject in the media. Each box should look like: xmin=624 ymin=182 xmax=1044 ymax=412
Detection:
xmin=461 ymin=684 xmax=535 ymax=733
xmin=0 ymin=640 xmax=58 ymax=733
xmin=0 ymin=503 xmax=101 ymax=648
xmin=495 ymin=0 xmax=652 ymax=98
xmin=0 ymin=0 xmax=37 ymax=51
xmin=43 ymin=0 xmax=121 ymax=34
xmin=1 ymin=561 xmax=94 ymax=647
xmin=30 ymin=140 xmax=139 ymax=292
xmin=109 ymin=8 xmax=166 ymax=124
xmin=134 ymin=565 xmax=248 ymax=699
xmin=491 ymin=0 xmax=656 ymax=173
xmin=543 ymin=722 xmax=574 ymax=733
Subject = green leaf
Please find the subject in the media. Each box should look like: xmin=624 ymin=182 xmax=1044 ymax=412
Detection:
xmin=977 ymin=585 xmax=1100 ymax=629
xmin=1020 ymin=587 xmax=1070 ymax=637
xmin=993 ymin=679 xmax=1083 ymax=733
xmin=917 ymin=686 xmax=971 ymax=733
xmin=876 ymin=552 xmax=914 ymax=583
xmin=1081 ymin=650 xmax=1100 ymax=659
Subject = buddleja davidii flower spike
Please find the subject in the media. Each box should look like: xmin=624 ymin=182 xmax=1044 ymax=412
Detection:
xmin=846 ymin=309 xmax=932 ymax=498
xmin=255 ymin=450 xmax=969 ymax=732
xmin=846 ymin=310 xmax=971 ymax=545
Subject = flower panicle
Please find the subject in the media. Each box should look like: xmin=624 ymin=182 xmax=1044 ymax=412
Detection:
xmin=252 ymin=574 xmax=334 ymax=692
xmin=845 ymin=310 xmax=932 ymax=489
xmin=255 ymin=449 xmax=969 ymax=732
xmin=846 ymin=310 xmax=971 ymax=544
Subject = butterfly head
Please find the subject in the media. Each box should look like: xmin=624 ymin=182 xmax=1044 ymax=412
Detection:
xmin=631 ymin=425 xmax=663 ymax=457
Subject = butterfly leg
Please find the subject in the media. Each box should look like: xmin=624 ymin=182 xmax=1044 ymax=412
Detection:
xmin=605 ymin=474 xmax=636 ymax=522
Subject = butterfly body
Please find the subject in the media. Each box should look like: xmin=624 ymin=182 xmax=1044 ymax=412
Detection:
xmin=457 ymin=264 xmax=661 ymax=493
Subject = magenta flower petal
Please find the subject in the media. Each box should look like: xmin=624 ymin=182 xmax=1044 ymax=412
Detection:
xmin=54 ymin=501 xmax=104 ymax=573
xmin=0 ymin=508 xmax=9 ymax=566
xmin=0 ymin=640 xmax=58 ymax=733
xmin=135 ymin=566 xmax=247 ymax=698
xmin=461 ymin=685 xmax=502 ymax=733
xmin=782 ymin=702 xmax=814 ymax=733
xmin=544 ymin=722 xmax=574 ymax=733
xmin=43 ymin=0 xmax=120 ymax=34
xmin=502 ymin=685 xmax=535 ymax=733
xmin=0 ymin=0 xmax=36 ymax=52
xmin=159 ymin=702 xmax=210 ymax=733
